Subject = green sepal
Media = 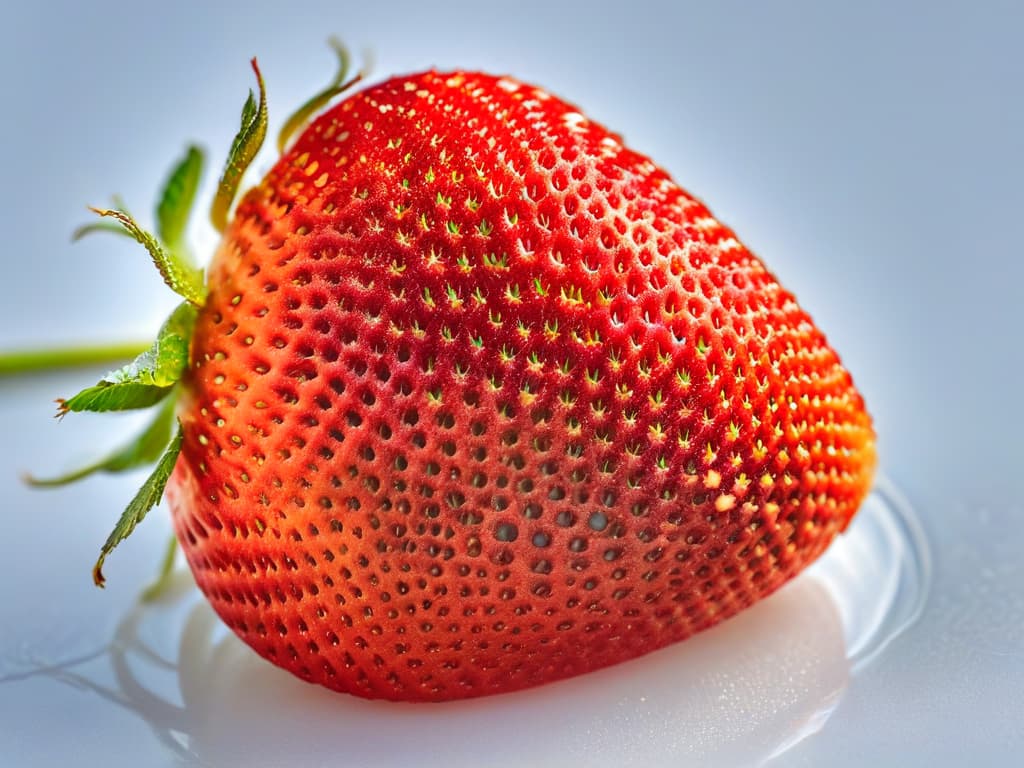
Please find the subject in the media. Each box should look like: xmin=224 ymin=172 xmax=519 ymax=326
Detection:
xmin=156 ymin=145 xmax=204 ymax=254
xmin=59 ymin=383 xmax=172 ymax=414
xmin=58 ymin=302 xmax=196 ymax=415
xmin=71 ymin=220 xmax=134 ymax=242
xmin=140 ymin=534 xmax=180 ymax=602
xmin=277 ymin=37 xmax=362 ymax=153
xmin=210 ymin=58 xmax=268 ymax=233
xmin=86 ymin=207 xmax=206 ymax=307
xmin=93 ymin=423 xmax=184 ymax=587
xmin=25 ymin=396 xmax=176 ymax=487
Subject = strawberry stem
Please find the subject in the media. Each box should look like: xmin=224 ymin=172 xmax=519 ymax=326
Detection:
xmin=0 ymin=341 xmax=152 ymax=377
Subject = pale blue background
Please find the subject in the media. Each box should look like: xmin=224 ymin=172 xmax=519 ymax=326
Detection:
xmin=1 ymin=1 xmax=1022 ymax=765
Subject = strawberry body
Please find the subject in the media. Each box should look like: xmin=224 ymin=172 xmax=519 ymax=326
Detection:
xmin=166 ymin=71 xmax=875 ymax=701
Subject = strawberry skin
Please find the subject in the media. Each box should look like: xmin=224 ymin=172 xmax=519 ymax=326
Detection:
xmin=166 ymin=71 xmax=875 ymax=701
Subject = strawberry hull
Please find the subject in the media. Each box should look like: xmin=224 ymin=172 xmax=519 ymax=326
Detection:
xmin=167 ymin=71 xmax=875 ymax=701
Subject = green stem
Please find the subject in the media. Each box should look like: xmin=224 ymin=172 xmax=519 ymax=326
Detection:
xmin=0 ymin=341 xmax=151 ymax=377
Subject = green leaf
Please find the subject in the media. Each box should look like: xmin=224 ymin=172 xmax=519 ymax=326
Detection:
xmin=156 ymin=145 xmax=204 ymax=252
xmin=87 ymin=207 xmax=206 ymax=306
xmin=93 ymin=423 xmax=183 ymax=587
xmin=25 ymin=396 xmax=176 ymax=487
xmin=59 ymin=302 xmax=197 ymax=415
xmin=210 ymin=58 xmax=268 ymax=232
xmin=277 ymin=37 xmax=363 ymax=154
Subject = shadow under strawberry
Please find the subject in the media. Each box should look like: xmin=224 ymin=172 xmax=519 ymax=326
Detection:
xmin=20 ymin=564 xmax=848 ymax=767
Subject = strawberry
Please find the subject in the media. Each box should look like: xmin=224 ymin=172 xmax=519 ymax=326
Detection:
xmin=22 ymin=44 xmax=875 ymax=702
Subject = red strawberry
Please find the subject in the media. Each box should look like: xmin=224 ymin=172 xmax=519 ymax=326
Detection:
xmin=28 ymin=49 xmax=874 ymax=702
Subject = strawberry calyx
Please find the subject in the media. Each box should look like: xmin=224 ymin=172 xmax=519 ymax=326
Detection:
xmin=43 ymin=130 xmax=218 ymax=585
xmin=4 ymin=44 xmax=365 ymax=591
xmin=59 ymin=59 xmax=266 ymax=588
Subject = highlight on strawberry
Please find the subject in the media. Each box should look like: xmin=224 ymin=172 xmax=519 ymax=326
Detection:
xmin=3 ymin=41 xmax=876 ymax=701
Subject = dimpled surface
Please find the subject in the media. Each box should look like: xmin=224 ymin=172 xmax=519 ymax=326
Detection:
xmin=166 ymin=71 xmax=876 ymax=701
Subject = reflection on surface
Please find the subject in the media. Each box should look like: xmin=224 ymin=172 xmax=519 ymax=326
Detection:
xmin=13 ymin=479 xmax=927 ymax=768
xmin=46 ymin=574 xmax=848 ymax=768
xmin=807 ymin=476 xmax=931 ymax=673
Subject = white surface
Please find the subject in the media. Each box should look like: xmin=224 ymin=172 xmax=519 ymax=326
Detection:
xmin=2 ymin=1 xmax=1023 ymax=766
xmin=0 ymin=472 xmax=921 ymax=768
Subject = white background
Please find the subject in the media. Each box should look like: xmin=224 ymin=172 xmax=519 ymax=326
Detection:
xmin=1 ymin=1 xmax=1021 ymax=765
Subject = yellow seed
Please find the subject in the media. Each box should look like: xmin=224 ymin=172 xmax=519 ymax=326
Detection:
xmin=715 ymin=494 xmax=736 ymax=512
